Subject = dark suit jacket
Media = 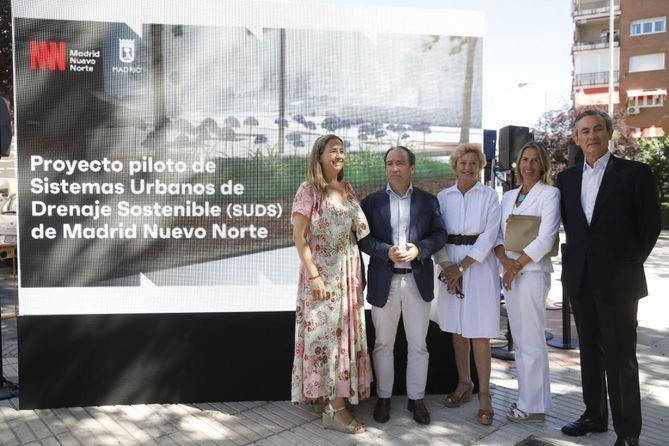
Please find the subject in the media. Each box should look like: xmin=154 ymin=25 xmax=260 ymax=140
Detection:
xmin=556 ymin=155 xmax=660 ymax=303
xmin=358 ymin=186 xmax=447 ymax=307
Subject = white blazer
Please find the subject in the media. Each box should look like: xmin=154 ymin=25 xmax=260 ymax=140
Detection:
xmin=497 ymin=181 xmax=560 ymax=273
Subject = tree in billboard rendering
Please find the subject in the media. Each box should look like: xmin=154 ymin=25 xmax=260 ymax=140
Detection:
xmin=243 ymin=116 xmax=259 ymax=152
xmin=274 ymin=117 xmax=289 ymax=129
xmin=321 ymin=115 xmax=340 ymax=133
xmin=285 ymin=130 xmax=303 ymax=155
xmin=423 ymin=35 xmax=478 ymax=144
xmin=220 ymin=126 xmax=238 ymax=157
xmin=451 ymin=36 xmax=477 ymax=144
xmin=224 ymin=116 xmax=240 ymax=130
xmin=411 ymin=121 xmax=432 ymax=151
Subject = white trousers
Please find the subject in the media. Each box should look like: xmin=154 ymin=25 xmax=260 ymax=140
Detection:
xmin=505 ymin=271 xmax=552 ymax=414
xmin=371 ymin=274 xmax=431 ymax=399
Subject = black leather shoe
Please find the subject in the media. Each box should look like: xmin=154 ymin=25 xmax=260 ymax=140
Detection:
xmin=373 ymin=398 xmax=391 ymax=423
xmin=614 ymin=436 xmax=639 ymax=446
xmin=561 ymin=416 xmax=607 ymax=436
xmin=407 ymin=399 xmax=431 ymax=425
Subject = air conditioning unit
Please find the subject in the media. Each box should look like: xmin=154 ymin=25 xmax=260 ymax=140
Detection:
xmin=627 ymin=106 xmax=640 ymax=115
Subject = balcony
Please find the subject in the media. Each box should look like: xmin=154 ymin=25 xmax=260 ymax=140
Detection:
xmin=573 ymin=39 xmax=619 ymax=52
xmin=574 ymin=71 xmax=619 ymax=87
xmin=573 ymin=0 xmax=620 ymax=19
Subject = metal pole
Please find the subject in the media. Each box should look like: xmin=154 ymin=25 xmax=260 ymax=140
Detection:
xmin=608 ymin=0 xmax=615 ymax=115
xmin=278 ymin=29 xmax=286 ymax=154
xmin=547 ymin=243 xmax=579 ymax=350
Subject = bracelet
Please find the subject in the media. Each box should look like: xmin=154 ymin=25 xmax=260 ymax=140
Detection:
xmin=308 ymin=273 xmax=320 ymax=280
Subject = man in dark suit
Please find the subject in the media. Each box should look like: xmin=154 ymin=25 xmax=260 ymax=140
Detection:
xmin=358 ymin=146 xmax=447 ymax=425
xmin=557 ymin=109 xmax=660 ymax=446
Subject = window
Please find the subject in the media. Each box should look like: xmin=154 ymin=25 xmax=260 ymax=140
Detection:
xmin=630 ymin=17 xmax=666 ymax=36
xmin=655 ymin=19 xmax=665 ymax=32
xmin=628 ymin=94 xmax=665 ymax=108
xmin=629 ymin=53 xmax=665 ymax=72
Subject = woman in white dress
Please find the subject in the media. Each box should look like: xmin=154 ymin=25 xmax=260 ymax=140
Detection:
xmin=493 ymin=141 xmax=560 ymax=422
xmin=435 ymin=143 xmax=501 ymax=425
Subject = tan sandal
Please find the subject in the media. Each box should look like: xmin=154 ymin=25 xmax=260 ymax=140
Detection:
xmin=477 ymin=393 xmax=494 ymax=425
xmin=322 ymin=403 xmax=365 ymax=434
xmin=444 ymin=381 xmax=473 ymax=408
xmin=506 ymin=404 xmax=544 ymax=423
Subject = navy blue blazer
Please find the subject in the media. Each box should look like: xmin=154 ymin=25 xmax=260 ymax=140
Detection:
xmin=358 ymin=186 xmax=447 ymax=307
xmin=556 ymin=155 xmax=660 ymax=303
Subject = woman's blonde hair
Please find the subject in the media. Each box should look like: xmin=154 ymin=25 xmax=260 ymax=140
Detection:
xmin=514 ymin=141 xmax=552 ymax=185
xmin=450 ymin=143 xmax=486 ymax=178
xmin=307 ymin=134 xmax=344 ymax=191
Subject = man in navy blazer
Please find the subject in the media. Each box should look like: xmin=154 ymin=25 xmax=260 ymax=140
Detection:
xmin=358 ymin=146 xmax=447 ymax=425
xmin=557 ymin=110 xmax=660 ymax=446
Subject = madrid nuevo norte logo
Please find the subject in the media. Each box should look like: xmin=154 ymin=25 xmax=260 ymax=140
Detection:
xmin=29 ymin=41 xmax=100 ymax=72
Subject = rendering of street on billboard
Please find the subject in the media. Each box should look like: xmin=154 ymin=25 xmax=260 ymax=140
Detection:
xmin=13 ymin=0 xmax=483 ymax=314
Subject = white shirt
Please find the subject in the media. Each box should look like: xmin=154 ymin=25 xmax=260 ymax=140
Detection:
xmin=581 ymin=151 xmax=610 ymax=225
xmin=386 ymin=183 xmax=413 ymax=268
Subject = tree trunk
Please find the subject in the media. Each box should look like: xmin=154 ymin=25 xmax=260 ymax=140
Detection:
xmin=459 ymin=38 xmax=476 ymax=144
xmin=150 ymin=25 xmax=166 ymax=128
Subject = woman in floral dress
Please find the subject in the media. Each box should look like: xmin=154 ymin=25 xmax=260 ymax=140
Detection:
xmin=291 ymin=134 xmax=371 ymax=434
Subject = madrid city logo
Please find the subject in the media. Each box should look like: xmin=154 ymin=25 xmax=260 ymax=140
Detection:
xmin=112 ymin=38 xmax=142 ymax=74
xmin=119 ymin=39 xmax=135 ymax=63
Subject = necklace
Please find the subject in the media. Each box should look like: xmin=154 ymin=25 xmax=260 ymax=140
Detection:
xmin=517 ymin=191 xmax=528 ymax=203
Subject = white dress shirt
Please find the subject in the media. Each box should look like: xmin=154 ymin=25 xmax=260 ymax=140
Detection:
xmin=386 ymin=183 xmax=413 ymax=268
xmin=581 ymin=151 xmax=610 ymax=225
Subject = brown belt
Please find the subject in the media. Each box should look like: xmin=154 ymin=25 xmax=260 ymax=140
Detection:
xmin=446 ymin=234 xmax=479 ymax=245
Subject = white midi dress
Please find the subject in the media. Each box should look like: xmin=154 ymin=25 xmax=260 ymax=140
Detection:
xmin=434 ymin=182 xmax=501 ymax=339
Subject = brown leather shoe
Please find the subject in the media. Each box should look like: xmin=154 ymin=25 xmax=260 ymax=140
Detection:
xmin=407 ymin=399 xmax=431 ymax=425
xmin=373 ymin=398 xmax=391 ymax=423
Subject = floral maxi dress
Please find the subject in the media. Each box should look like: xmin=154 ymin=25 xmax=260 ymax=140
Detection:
xmin=291 ymin=182 xmax=372 ymax=404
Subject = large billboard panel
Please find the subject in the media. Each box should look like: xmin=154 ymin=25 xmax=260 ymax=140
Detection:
xmin=13 ymin=0 xmax=483 ymax=314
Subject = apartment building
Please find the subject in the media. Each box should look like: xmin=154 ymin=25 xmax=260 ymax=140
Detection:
xmin=620 ymin=0 xmax=668 ymax=137
xmin=572 ymin=0 xmax=668 ymax=136
xmin=572 ymin=0 xmax=620 ymax=107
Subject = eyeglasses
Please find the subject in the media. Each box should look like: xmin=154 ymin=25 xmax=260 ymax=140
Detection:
xmin=438 ymin=271 xmax=465 ymax=299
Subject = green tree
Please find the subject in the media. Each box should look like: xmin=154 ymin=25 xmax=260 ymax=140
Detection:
xmin=637 ymin=135 xmax=669 ymax=203
xmin=532 ymin=105 xmax=638 ymax=178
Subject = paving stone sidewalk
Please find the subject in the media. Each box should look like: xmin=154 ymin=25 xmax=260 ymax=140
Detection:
xmin=0 ymin=232 xmax=667 ymax=445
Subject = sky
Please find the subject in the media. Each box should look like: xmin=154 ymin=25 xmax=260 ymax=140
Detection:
xmin=290 ymin=0 xmax=574 ymax=132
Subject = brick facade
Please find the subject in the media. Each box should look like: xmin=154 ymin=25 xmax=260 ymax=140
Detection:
xmin=619 ymin=0 xmax=669 ymax=134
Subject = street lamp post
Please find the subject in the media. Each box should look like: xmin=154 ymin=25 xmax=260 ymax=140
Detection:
xmin=608 ymin=0 xmax=615 ymax=116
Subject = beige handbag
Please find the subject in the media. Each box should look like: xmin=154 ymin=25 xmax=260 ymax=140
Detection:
xmin=504 ymin=215 xmax=559 ymax=257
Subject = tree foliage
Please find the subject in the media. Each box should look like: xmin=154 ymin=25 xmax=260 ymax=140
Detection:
xmin=637 ymin=135 xmax=669 ymax=203
xmin=532 ymin=104 xmax=638 ymax=178
xmin=0 ymin=0 xmax=11 ymax=105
